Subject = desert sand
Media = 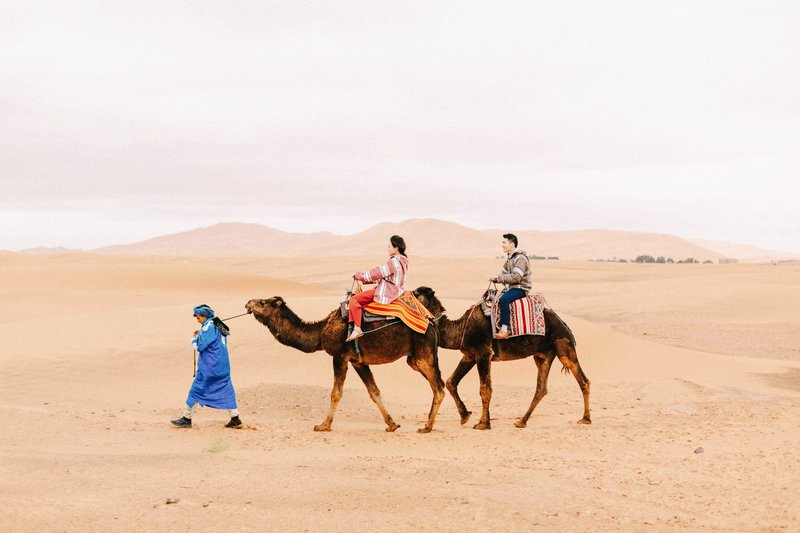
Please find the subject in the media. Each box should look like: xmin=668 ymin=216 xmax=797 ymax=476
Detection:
xmin=1 ymin=252 xmax=799 ymax=532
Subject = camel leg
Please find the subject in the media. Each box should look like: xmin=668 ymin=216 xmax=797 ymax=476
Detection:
xmin=446 ymin=354 xmax=476 ymax=425
xmin=407 ymin=356 xmax=445 ymax=433
xmin=406 ymin=351 xmax=446 ymax=434
xmin=473 ymin=351 xmax=493 ymax=430
xmin=352 ymin=363 xmax=400 ymax=432
xmin=515 ymin=354 xmax=555 ymax=428
xmin=314 ymin=354 xmax=349 ymax=431
xmin=555 ymin=339 xmax=592 ymax=424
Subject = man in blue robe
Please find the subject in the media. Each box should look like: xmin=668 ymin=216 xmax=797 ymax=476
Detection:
xmin=171 ymin=305 xmax=242 ymax=428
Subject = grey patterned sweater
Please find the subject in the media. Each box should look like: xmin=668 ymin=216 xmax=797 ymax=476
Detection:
xmin=497 ymin=250 xmax=532 ymax=293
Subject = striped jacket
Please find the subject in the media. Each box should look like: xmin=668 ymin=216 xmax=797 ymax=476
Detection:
xmin=355 ymin=254 xmax=408 ymax=304
xmin=497 ymin=250 xmax=532 ymax=293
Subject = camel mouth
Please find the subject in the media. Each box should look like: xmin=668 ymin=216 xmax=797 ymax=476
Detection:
xmin=246 ymin=298 xmax=272 ymax=315
xmin=245 ymin=297 xmax=284 ymax=317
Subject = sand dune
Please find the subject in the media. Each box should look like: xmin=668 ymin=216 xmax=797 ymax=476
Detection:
xmin=1 ymin=253 xmax=798 ymax=531
xmin=81 ymin=218 xmax=785 ymax=262
xmin=513 ymin=228 xmax=724 ymax=262
xmin=690 ymin=238 xmax=799 ymax=263
xmin=96 ymin=222 xmax=335 ymax=257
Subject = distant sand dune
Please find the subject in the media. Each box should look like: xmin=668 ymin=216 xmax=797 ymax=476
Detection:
xmin=76 ymin=218 xmax=797 ymax=262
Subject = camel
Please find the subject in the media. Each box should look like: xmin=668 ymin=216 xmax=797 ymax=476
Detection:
xmin=244 ymin=295 xmax=445 ymax=433
xmin=413 ymin=287 xmax=590 ymax=429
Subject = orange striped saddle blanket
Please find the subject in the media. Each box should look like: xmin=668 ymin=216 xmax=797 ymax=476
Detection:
xmin=491 ymin=292 xmax=546 ymax=337
xmin=364 ymin=291 xmax=433 ymax=334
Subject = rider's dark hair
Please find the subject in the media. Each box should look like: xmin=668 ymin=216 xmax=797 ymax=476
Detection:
xmin=390 ymin=235 xmax=407 ymax=256
xmin=503 ymin=233 xmax=518 ymax=248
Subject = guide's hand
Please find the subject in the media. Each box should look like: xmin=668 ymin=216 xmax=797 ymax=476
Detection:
xmin=193 ymin=330 xmax=199 ymax=336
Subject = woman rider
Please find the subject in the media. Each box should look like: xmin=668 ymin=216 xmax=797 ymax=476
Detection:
xmin=345 ymin=235 xmax=408 ymax=342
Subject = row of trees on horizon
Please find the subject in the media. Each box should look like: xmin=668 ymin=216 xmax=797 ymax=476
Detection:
xmin=590 ymin=256 xmax=716 ymax=264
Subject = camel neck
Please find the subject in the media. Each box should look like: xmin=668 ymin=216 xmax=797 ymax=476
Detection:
xmin=438 ymin=313 xmax=470 ymax=350
xmin=257 ymin=306 xmax=325 ymax=353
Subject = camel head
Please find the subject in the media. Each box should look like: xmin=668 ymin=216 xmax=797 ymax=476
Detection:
xmin=413 ymin=286 xmax=445 ymax=316
xmin=245 ymin=297 xmax=286 ymax=319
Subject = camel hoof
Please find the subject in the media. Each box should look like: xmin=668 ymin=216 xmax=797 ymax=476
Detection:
xmin=577 ymin=418 xmax=592 ymax=425
xmin=473 ymin=422 xmax=491 ymax=430
xmin=385 ymin=423 xmax=400 ymax=432
xmin=459 ymin=411 xmax=472 ymax=425
xmin=514 ymin=419 xmax=527 ymax=428
xmin=313 ymin=424 xmax=332 ymax=432
xmin=417 ymin=427 xmax=432 ymax=434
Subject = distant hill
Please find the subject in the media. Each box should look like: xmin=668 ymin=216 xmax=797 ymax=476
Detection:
xmin=512 ymin=229 xmax=725 ymax=262
xmin=96 ymin=222 xmax=334 ymax=256
xmin=88 ymin=219 xmax=756 ymax=261
xmin=310 ymin=219 xmax=500 ymax=258
xmin=689 ymin=238 xmax=798 ymax=263
xmin=18 ymin=246 xmax=80 ymax=254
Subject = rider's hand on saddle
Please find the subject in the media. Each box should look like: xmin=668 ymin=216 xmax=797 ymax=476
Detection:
xmin=193 ymin=330 xmax=199 ymax=335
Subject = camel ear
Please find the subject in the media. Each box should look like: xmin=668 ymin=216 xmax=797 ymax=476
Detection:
xmin=272 ymin=297 xmax=284 ymax=307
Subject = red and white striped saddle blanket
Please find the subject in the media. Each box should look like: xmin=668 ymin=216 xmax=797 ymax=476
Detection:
xmin=490 ymin=293 xmax=546 ymax=337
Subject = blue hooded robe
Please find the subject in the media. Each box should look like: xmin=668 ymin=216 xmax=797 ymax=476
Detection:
xmin=186 ymin=316 xmax=238 ymax=409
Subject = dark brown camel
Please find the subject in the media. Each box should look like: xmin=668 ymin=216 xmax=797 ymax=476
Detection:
xmin=413 ymin=287 xmax=591 ymax=429
xmin=244 ymin=296 xmax=445 ymax=433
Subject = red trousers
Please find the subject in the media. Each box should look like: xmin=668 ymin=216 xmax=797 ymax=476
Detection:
xmin=348 ymin=288 xmax=376 ymax=327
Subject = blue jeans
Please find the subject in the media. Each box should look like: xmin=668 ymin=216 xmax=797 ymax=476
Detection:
xmin=498 ymin=288 xmax=526 ymax=328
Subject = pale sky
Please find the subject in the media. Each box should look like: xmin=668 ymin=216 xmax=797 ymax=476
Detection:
xmin=1 ymin=1 xmax=798 ymax=252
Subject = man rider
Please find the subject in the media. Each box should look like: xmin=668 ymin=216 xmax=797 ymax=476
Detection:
xmin=489 ymin=233 xmax=532 ymax=339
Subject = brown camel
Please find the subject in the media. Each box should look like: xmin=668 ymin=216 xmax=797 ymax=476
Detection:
xmin=244 ymin=295 xmax=445 ymax=433
xmin=413 ymin=287 xmax=591 ymax=429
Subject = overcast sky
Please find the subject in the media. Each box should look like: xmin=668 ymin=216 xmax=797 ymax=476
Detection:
xmin=1 ymin=1 xmax=798 ymax=251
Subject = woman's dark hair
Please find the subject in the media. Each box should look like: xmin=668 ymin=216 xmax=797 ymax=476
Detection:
xmin=502 ymin=233 xmax=518 ymax=247
xmin=390 ymin=235 xmax=407 ymax=256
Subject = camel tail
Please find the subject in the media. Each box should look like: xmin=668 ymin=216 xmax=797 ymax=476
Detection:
xmin=551 ymin=313 xmax=577 ymax=375
xmin=561 ymin=317 xmax=576 ymax=347
xmin=546 ymin=307 xmax=576 ymax=348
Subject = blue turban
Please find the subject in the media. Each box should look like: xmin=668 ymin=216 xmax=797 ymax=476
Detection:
xmin=193 ymin=304 xmax=215 ymax=318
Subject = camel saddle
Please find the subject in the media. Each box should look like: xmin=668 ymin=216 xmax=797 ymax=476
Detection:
xmin=341 ymin=291 xmax=432 ymax=334
xmin=340 ymin=281 xmax=391 ymax=322
xmin=488 ymin=291 xmax=546 ymax=338
xmin=363 ymin=292 xmax=433 ymax=334
xmin=340 ymin=296 xmax=394 ymax=323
